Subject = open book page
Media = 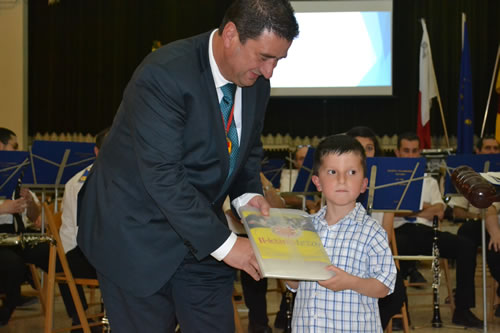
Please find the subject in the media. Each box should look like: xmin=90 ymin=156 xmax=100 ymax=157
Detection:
xmin=239 ymin=205 xmax=334 ymax=281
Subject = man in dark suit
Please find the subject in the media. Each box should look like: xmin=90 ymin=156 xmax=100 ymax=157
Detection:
xmin=76 ymin=0 xmax=299 ymax=332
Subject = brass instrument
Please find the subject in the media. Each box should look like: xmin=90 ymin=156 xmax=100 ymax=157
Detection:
xmin=0 ymin=233 xmax=55 ymax=247
xmin=431 ymin=216 xmax=442 ymax=328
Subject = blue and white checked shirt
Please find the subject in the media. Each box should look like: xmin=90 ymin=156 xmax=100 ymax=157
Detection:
xmin=292 ymin=203 xmax=397 ymax=333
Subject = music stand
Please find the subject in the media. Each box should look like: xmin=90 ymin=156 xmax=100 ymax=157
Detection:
xmin=0 ymin=151 xmax=30 ymax=199
xmin=25 ymin=140 xmax=95 ymax=211
xmin=445 ymin=155 xmax=500 ymax=333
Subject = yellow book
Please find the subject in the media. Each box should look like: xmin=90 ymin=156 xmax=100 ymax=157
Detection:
xmin=240 ymin=206 xmax=334 ymax=281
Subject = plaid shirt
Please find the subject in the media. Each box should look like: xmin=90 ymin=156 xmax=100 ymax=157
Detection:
xmin=292 ymin=203 xmax=396 ymax=333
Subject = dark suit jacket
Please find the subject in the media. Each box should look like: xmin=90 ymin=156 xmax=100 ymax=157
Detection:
xmin=77 ymin=31 xmax=269 ymax=297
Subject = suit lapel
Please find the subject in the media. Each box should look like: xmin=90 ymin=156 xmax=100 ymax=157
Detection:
xmin=199 ymin=39 xmax=231 ymax=182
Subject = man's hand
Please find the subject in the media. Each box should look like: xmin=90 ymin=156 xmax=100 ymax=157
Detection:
xmin=247 ymin=195 xmax=271 ymax=216
xmin=0 ymin=198 xmax=27 ymax=215
xmin=223 ymin=237 xmax=261 ymax=281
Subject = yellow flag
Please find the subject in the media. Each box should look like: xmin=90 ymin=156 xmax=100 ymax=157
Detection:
xmin=497 ymin=66 xmax=500 ymax=94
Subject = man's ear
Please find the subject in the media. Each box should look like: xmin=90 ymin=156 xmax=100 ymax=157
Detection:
xmin=394 ymin=149 xmax=400 ymax=157
xmin=360 ymin=177 xmax=368 ymax=194
xmin=221 ymin=21 xmax=239 ymax=48
xmin=312 ymin=175 xmax=321 ymax=191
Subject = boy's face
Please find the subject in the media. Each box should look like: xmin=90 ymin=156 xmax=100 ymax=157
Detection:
xmin=312 ymin=152 xmax=368 ymax=208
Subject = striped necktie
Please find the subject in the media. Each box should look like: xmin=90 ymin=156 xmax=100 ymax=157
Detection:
xmin=220 ymin=83 xmax=238 ymax=176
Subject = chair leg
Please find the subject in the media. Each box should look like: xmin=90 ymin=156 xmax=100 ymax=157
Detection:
xmin=401 ymin=302 xmax=410 ymax=333
xmin=232 ymin=298 xmax=244 ymax=333
xmin=441 ymin=259 xmax=455 ymax=314
xmin=44 ymin=247 xmax=57 ymax=333
xmin=29 ymin=264 xmax=46 ymax=315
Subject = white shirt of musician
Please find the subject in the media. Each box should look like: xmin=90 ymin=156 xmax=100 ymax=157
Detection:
xmin=0 ymin=190 xmax=39 ymax=226
xmin=393 ymin=176 xmax=445 ymax=228
xmin=59 ymin=165 xmax=91 ymax=253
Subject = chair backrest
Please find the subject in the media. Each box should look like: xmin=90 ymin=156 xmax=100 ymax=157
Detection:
xmin=43 ymin=202 xmax=98 ymax=333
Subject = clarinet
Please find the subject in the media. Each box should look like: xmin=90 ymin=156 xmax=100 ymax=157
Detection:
xmin=285 ymin=289 xmax=294 ymax=333
xmin=13 ymin=171 xmax=26 ymax=233
xmin=431 ymin=215 xmax=443 ymax=328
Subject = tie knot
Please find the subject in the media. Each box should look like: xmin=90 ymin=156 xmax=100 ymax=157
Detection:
xmin=221 ymin=83 xmax=236 ymax=103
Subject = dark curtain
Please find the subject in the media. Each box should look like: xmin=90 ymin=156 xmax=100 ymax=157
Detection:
xmin=29 ymin=0 xmax=500 ymax=139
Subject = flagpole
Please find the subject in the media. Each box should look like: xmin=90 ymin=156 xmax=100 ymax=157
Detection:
xmin=434 ymin=74 xmax=450 ymax=148
xmin=480 ymin=44 xmax=500 ymax=138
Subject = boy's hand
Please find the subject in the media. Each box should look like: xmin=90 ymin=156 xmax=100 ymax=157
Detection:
xmin=318 ymin=265 xmax=353 ymax=291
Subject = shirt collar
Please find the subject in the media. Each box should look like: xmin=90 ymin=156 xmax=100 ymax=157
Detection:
xmin=315 ymin=202 xmax=367 ymax=227
xmin=208 ymin=29 xmax=232 ymax=89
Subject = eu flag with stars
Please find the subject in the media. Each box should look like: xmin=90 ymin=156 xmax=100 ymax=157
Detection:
xmin=457 ymin=21 xmax=474 ymax=154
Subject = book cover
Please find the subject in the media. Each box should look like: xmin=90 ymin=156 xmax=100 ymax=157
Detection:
xmin=239 ymin=206 xmax=334 ymax=281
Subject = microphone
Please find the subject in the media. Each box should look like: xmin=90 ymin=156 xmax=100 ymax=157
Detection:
xmin=451 ymin=166 xmax=498 ymax=209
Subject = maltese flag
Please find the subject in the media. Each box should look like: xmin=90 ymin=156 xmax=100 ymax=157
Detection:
xmin=417 ymin=19 xmax=438 ymax=149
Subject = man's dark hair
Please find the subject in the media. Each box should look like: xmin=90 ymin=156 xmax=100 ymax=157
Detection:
xmin=313 ymin=134 xmax=367 ymax=176
xmin=345 ymin=126 xmax=383 ymax=157
xmin=219 ymin=0 xmax=299 ymax=44
xmin=397 ymin=132 xmax=420 ymax=149
xmin=0 ymin=127 xmax=16 ymax=145
xmin=476 ymin=135 xmax=498 ymax=151
xmin=95 ymin=127 xmax=110 ymax=149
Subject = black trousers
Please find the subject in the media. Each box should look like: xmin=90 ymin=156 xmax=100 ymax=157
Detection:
xmin=458 ymin=220 xmax=500 ymax=297
xmin=378 ymin=269 xmax=407 ymax=329
xmin=0 ymin=224 xmax=49 ymax=312
xmin=240 ymin=271 xmax=268 ymax=327
xmin=97 ymin=254 xmax=235 ymax=333
xmin=395 ymin=223 xmax=476 ymax=310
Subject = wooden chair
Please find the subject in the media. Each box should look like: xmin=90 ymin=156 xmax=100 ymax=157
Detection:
xmin=386 ymin=227 xmax=410 ymax=333
xmin=43 ymin=202 xmax=104 ymax=333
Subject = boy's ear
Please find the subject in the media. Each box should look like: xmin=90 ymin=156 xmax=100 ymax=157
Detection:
xmin=312 ymin=175 xmax=321 ymax=191
xmin=360 ymin=177 xmax=368 ymax=193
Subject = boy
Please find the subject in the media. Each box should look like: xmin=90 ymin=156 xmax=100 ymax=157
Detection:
xmin=287 ymin=134 xmax=396 ymax=332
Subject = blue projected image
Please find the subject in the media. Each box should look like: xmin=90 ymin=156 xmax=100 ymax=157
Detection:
xmin=271 ymin=1 xmax=393 ymax=96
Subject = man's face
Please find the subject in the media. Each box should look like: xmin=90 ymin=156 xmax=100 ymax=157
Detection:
xmin=395 ymin=139 xmax=420 ymax=158
xmin=294 ymin=146 xmax=308 ymax=169
xmin=223 ymin=24 xmax=292 ymax=87
xmin=477 ymin=138 xmax=499 ymax=154
xmin=0 ymin=135 xmax=18 ymax=151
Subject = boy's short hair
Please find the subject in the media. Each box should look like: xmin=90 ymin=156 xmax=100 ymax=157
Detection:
xmin=313 ymin=134 xmax=367 ymax=176
xmin=397 ymin=132 xmax=420 ymax=149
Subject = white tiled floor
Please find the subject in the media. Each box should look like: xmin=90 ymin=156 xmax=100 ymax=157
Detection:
xmin=2 ymin=263 xmax=500 ymax=332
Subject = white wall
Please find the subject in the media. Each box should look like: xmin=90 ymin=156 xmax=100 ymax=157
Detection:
xmin=0 ymin=0 xmax=27 ymax=149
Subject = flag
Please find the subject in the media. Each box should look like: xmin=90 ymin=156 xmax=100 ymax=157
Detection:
xmin=417 ymin=19 xmax=438 ymax=149
xmin=496 ymin=68 xmax=500 ymax=142
xmin=457 ymin=19 xmax=474 ymax=154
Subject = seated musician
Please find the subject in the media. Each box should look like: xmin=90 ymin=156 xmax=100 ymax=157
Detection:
xmin=55 ymin=127 xmax=108 ymax=331
xmin=0 ymin=127 xmax=44 ymax=326
xmin=451 ymin=135 xmax=500 ymax=317
xmin=280 ymin=145 xmax=320 ymax=213
xmin=391 ymin=132 xmax=482 ymax=328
